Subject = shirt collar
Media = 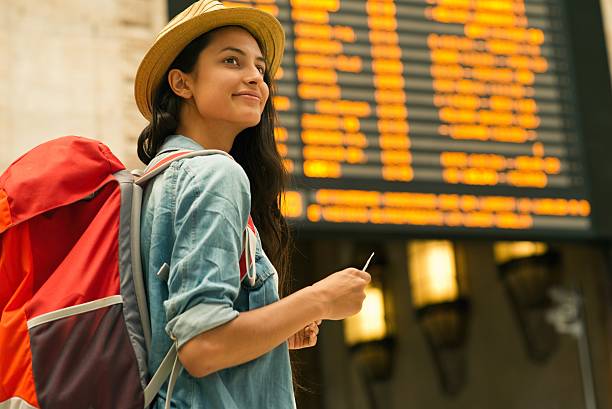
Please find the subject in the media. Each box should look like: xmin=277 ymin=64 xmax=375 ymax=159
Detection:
xmin=158 ymin=134 xmax=205 ymax=154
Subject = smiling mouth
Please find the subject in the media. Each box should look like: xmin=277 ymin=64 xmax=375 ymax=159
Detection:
xmin=235 ymin=94 xmax=260 ymax=102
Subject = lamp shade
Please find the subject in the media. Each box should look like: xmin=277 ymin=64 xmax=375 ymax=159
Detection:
xmin=495 ymin=241 xmax=559 ymax=361
xmin=408 ymin=240 xmax=459 ymax=308
xmin=344 ymin=284 xmax=388 ymax=346
xmin=494 ymin=241 xmax=548 ymax=264
xmin=407 ymin=240 xmax=469 ymax=395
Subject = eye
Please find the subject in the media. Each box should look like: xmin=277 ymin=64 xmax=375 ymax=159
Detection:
xmin=224 ymin=56 xmax=239 ymax=65
xmin=256 ymin=65 xmax=266 ymax=75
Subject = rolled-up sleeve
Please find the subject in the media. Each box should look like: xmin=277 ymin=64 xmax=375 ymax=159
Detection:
xmin=163 ymin=155 xmax=251 ymax=349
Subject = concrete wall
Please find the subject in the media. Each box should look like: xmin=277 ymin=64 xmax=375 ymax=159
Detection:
xmin=0 ymin=0 xmax=166 ymax=171
xmin=292 ymin=239 xmax=612 ymax=409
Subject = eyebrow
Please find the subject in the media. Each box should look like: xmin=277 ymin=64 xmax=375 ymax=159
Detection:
xmin=219 ymin=47 xmax=266 ymax=65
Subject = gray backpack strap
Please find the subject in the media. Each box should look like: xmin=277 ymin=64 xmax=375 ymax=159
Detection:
xmin=143 ymin=344 xmax=182 ymax=408
xmin=135 ymin=149 xmax=233 ymax=187
xmin=143 ymin=345 xmax=175 ymax=407
xmin=131 ymin=182 xmax=152 ymax=353
xmin=164 ymin=348 xmax=183 ymax=409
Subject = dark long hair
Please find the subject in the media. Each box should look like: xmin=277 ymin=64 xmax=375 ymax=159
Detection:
xmin=137 ymin=27 xmax=293 ymax=297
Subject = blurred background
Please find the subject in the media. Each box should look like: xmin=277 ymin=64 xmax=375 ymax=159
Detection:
xmin=3 ymin=0 xmax=612 ymax=408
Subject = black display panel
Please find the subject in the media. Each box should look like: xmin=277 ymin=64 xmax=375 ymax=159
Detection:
xmin=170 ymin=0 xmax=612 ymax=239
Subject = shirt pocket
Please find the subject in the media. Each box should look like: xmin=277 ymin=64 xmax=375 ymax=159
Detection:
xmin=239 ymin=245 xmax=279 ymax=310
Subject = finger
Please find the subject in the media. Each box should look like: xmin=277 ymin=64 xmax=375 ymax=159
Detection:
xmin=361 ymin=271 xmax=371 ymax=283
xmin=353 ymin=267 xmax=371 ymax=281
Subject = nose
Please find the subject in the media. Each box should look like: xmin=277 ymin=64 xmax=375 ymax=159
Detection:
xmin=244 ymin=65 xmax=264 ymax=85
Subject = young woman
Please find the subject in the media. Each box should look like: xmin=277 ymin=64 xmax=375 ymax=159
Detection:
xmin=134 ymin=1 xmax=371 ymax=407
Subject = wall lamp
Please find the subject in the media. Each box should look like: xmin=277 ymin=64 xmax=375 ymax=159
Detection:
xmin=343 ymin=257 xmax=395 ymax=409
xmin=343 ymin=259 xmax=395 ymax=380
xmin=494 ymin=241 xmax=560 ymax=362
xmin=408 ymin=240 xmax=469 ymax=395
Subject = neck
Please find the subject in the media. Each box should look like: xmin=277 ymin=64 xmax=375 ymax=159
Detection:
xmin=176 ymin=102 xmax=242 ymax=153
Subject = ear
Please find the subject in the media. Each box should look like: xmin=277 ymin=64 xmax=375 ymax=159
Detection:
xmin=168 ymin=69 xmax=193 ymax=99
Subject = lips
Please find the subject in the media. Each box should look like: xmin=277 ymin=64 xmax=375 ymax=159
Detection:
xmin=234 ymin=91 xmax=261 ymax=101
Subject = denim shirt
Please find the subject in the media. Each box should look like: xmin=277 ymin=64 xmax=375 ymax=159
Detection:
xmin=140 ymin=135 xmax=296 ymax=409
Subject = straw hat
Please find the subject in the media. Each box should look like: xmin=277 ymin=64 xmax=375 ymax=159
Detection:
xmin=134 ymin=0 xmax=285 ymax=121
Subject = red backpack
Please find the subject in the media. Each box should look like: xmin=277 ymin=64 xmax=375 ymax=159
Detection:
xmin=0 ymin=136 xmax=257 ymax=409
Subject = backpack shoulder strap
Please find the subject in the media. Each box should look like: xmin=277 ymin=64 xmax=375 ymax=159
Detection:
xmin=135 ymin=149 xmax=233 ymax=186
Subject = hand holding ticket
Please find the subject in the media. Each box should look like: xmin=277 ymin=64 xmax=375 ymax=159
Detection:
xmin=310 ymin=255 xmax=373 ymax=320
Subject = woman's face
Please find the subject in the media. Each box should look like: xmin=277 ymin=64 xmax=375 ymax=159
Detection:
xmin=186 ymin=26 xmax=270 ymax=130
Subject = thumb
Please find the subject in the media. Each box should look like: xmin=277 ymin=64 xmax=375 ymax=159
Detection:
xmin=360 ymin=271 xmax=371 ymax=284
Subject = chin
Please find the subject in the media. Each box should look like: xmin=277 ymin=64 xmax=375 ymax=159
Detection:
xmin=237 ymin=114 xmax=263 ymax=127
xmin=234 ymin=119 xmax=261 ymax=132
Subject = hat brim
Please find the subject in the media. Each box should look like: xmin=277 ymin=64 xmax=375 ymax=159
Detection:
xmin=134 ymin=7 xmax=285 ymax=121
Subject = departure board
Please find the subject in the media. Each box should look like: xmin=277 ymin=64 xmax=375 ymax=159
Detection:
xmin=222 ymin=0 xmax=592 ymax=237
